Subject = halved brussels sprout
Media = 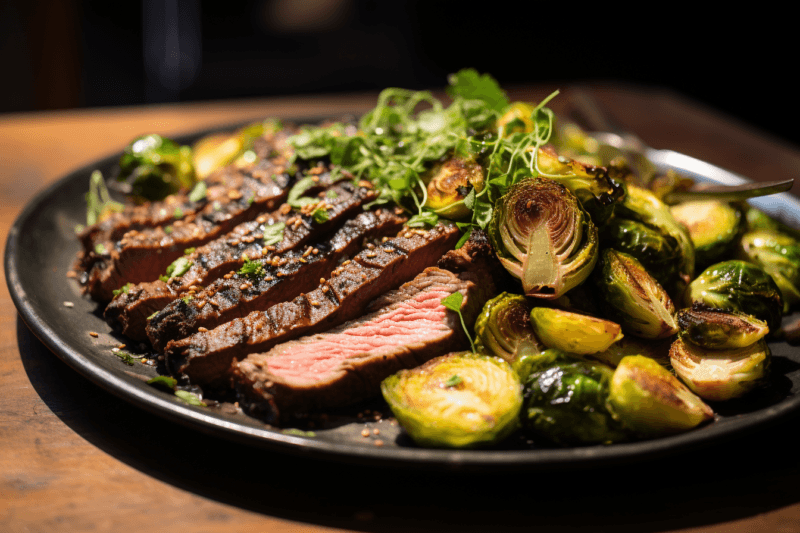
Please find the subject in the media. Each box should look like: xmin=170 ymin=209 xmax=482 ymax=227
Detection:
xmin=424 ymin=156 xmax=485 ymax=220
xmin=589 ymin=336 xmax=672 ymax=369
xmin=615 ymin=185 xmax=695 ymax=283
xmin=474 ymin=293 xmax=543 ymax=364
xmin=592 ymin=249 xmax=679 ymax=339
xmin=600 ymin=217 xmax=681 ymax=289
xmin=745 ymin=206 xmax=800 ymax=240
xmin=670 ymin=200 xmax=741 ymax=268
xmin=685 ymin=260 xmax=783 ymax=332
xmin=118 ymin=134 xmax=196 ymax=200
xmin=488 ymin=177 xmax=599 ymax=299
xmin=529 ymin=307 xmax=623 ymax=355
xmin=513 ymin=348 xmax=574 ymax=383
xmin=381 ymin=352 xmax=522 ymax=448
xmin=669 ymin=338 xmax=770 ymax=402
xmin=677 ymin=308 xmax=769 ymax=350
xmin=607 ymin=355 xmax=714 ymax=437
xmin=497 ymin=102 xmax=536 ymax=135
xmin=522 ymin=356 xmax=628 ymax=445
xmin=193 ymin=120 xmax=282 ymax=179
xmin=738 ymin=230 xmax=800 ymax=311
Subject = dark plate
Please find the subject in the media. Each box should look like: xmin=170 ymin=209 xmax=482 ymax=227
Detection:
xmin=7 ymin=124 xmax=800 ymax=472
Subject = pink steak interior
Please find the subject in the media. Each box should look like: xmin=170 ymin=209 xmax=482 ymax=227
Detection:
xmin=266 ymin=289 xmax=452 ymax=382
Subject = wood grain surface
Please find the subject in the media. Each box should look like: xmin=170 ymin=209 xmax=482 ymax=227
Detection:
xmin=4 ymin=87 xmax=800 ymax=533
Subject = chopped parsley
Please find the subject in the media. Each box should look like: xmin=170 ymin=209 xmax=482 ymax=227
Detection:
xmin=444 ymin=374 xmax=463 ymax=388
xmin=147 ymin=375 xmax=178 ymax=390
xmin=112 ymin=282 xmax=133 ymax=297
xmin=85 ymin=170 xmax=124 ymax=225
xmin=173 ymin=207 xmax=184 ymax=219
xmin=238 ymin=258 xmax=265 ymax=280
xmin=282 ymin=428 xmax=317 ymax=437
xmin=165 ymin=256 xmax=192 ymax=279
xmin=311 ymin=206 xmax=330 ymax=224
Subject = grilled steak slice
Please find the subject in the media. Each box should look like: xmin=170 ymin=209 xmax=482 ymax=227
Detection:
xmin=77 ymin=126 xmax=297 ymax=252
xmin=232 ymin=267 xmax=492 ymax=424
xmin=146 ymin=208 xmax=406 ymax=350
xmin=105 ymin=182 xmax=378 ymax=340
xmin=164 ymin=221 xmax=460 ymax=386
xmin=81 ymin=159 xmax=343 ymax=302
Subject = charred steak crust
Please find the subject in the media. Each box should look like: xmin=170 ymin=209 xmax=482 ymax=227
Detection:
xmin=232 ymin=267 xmax=492 ymax=424
xmin=163 ymin=221 xmax=460 ymax=386
xmin=106 ymin=181 xmax=379 ymax=341
xmin=77 ymin=127 xmax=297 ymax=254
xmin=146 ymin=207 xmax=406 ymax=350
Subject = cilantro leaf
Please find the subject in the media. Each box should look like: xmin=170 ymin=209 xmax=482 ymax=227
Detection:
xmin=165 ymin=256 xmax=192 ymax=279
xmin=441 ymin=291 xmax=475 ymax=353
xmin=444 ymin=375 xmax=463 ymax=388
xmin=238 ymin=258 xmax=265 ymax=280
xmin=147 ymin=375 xmax=178 ymax=390
xmin=446 ymin=68 xmax=509 ymax=114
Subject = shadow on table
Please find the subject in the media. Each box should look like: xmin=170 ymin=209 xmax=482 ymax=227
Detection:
xmin=19 ymin=317 xmax=800 ymax=533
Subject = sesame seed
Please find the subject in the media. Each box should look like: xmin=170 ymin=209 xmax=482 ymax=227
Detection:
xmin=319 ymin=278 xmax=326 ymax=284
xmin=310 ymin=300 xmax=320 ymax=306
xmin=303 ymin=247 xmax=313 ymax=258
xmin=374 ymin=440 xmax=384 ymax=447
xmin=240 ymin=283 xmax=249 ymax=290
xmin=89 ymin=332 xmax=99 ymax=338
xmin=321 ymin=286 xmax=329 ymax=293
xmin=198 ymin=327 xmax=209 ymax=333
xmin=63 ymin=301 xmax=74 ymax=308
xmin=373 ymin=428 xmax=380 ymax=435
xmin=361 ymin=429 xmax=370 ymax=438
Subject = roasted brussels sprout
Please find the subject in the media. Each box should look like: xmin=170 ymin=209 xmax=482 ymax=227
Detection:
xmin=522 ymin=355 xmax=628 ymax=445
xmin=424 ymin=156 xmax=485 ymax=220
xmin=193 ymin=120 xmax=282 ymax=179
xmin=118 ymin=134 xmax=195 ymax=201
xmin=488 ymin=177 xmax=599 ymax=299
xmin=600 ymin=217 xmax=681 ymax=289
xmin=745 ymin=206 xmax=800 ymax=240
xmin=474 ymin=293 xmax=542 ymax=364
xmin=677 ymin=307 xmax=769 ymax=350
xmin=669 ymin=338 xmax=770 ymax=402
xmin=381 ymin=352 xmax=523 ymax=448
xmin=607 ymin=355 xmax=714 ymax=437
xmin=685 ymin=260 xmax=783 ymax=332
xmin=592 ymin=249 xmax=679 ymax=339
xmin=589 ymin=336 xmax=672 ymax=369
xmin=670 ymin=200 xmax=741 ymax=268
xmin=615 ymin=185 xmax=695 ymax=283
xmin=529 ymin=307 xmax=623 ymax=355
xmin=497 ymin=102 xmax=536 ymax=135
xmin=738 ymin=230 xmax=800 ymax=310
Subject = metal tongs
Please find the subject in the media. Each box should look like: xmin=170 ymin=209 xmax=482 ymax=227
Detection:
xmin=568 ymin=87 xmax=794 ymax=204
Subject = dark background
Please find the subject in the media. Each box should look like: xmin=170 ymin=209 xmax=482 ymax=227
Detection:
xmin=1 ymin=0 xmax=794 ymax=146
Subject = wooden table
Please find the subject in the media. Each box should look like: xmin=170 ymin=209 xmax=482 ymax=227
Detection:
xmin=4 ymin=86 xmax=800 ymax=533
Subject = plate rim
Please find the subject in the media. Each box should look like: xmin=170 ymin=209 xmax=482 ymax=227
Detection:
xmin=7 ymin=123 xmax=800 ymax=471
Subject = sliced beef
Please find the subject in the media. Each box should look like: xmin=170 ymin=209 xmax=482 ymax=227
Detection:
xmin=164 ymin=221 xmax=460 ymax=386
xmin=232 ymin=267 xmax=492 ymax=424
xmin=105 ymin=182 xmax=379 ymax=340
xmin=146 ymin=208 xmax=406 ymax=350
xmin=77 ymin=126 xmax=297 ymax=252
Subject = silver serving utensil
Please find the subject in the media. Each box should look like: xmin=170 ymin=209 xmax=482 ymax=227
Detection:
xmin=569 ymin=88 xmax=794 ymax=203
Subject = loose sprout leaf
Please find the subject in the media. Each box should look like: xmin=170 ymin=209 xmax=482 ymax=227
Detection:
xmin=287 ymin=176 xmax=319 ymax=208
xmin=174 ymin=390 xmax=205 ymax=406
xmin=115 ymin=351 xmax=137 ymax=366
xmin=188 ymin=181 xmax=207 ymax=202
xmin=86 ymin=170 xmax=124 ymax=225
xmin=282 ymin=428 xmax=317 ymax=437
xmin=165 ymin=256 xmax=192 ymax=278
xmin=311 ymin=206 xmax=330 ymax=224
xmin=262 ymin=221 xmax=286 ymax=246
xmin=147 ymin=375 xmax=178 ymax=390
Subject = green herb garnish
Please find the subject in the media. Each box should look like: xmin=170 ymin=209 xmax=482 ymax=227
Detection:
xmin=94 ymin=243 xmax=108 ymax=255
xmin=444 ymin=374 xmax=463 ymax=388
xmin=183 ymin=247 xmax=196 ymax=255
xmin=115 ymin=351 xmax=137 ymax=366
xmin=147 ymin=375 xmax=178 ymax=390
xmin=287 ymin=176 xmax=320 ymax=209
xmin=441 ymin=291 xmax=475 ymax=353
xmin=311 ymin=206 xmax=330 ymax=224
xmin=165 ymin=256 xmax=192 ymax=279
xmin=282 ymin=428 xmax=317 ymax=437
xmin=112 ymin=282 xmax=133 ymax=297
xmin=173 ymin=207 xmax=184 ymax=219
xmin=262 ymin=221 xmax=286 ymax=246
xmin=238 ymin=258 xmax=265 ymax=280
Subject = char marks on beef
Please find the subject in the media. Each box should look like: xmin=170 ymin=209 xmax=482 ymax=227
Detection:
xmin=77 ymin=126 xmax=296 ymax=253
xmin=146 ymin=208 xmax=406 ymax=350
xmin=233 ymin=267 xmax=492 ymax=424
xmin=81 ymin=157 xmax=336 ymax=303
xmin=105 ymin=181 xmax=381 ymax=341
xmin=163 ymin=221 xmax=460 ymax=386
